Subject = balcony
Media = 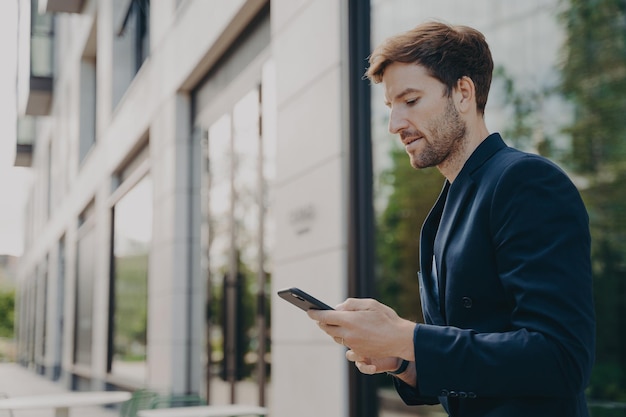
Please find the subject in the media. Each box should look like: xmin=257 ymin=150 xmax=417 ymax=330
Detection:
xmin=14 ymin=117 xmax=35 ymax=168
xmin=38 ymin=0 xmax=84 ymax=14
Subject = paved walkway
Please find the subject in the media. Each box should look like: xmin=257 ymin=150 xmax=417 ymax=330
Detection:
xmin=0 ymin=363 xmax=119 ymax=417
xmin=0 ymin=362 xmax=448 ymax=417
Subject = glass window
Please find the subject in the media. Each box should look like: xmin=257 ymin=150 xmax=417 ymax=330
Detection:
xmin=23 ymin=279 xmax=36 ymax=365
xmin=113 ymin=0 xmax=150 ymax=108
xmin=78 ymin=56 xmax=96 ymax=164
xmin=109 ymin=174 xmax=152 ymax=384
xmin=35 ymin=258 xmax=48 ymax=372
xmin=204 ymin=88 xmax=272 ymax=403
xmin=195 ymin=7 xmax=273 ymax=407
xmin=53 ymin=236 xmax=65 ymax=380
xmin=559 ymin=0 xmax=626 ymax=410
xmin=29 ymin=0 xmax=54 ymax=78
xmin=75 ymin=202 xmax=95 ymax=367
xmin=127 ymin=0 xmax=150 ymax=71
xmin=370 ymin=0 xmax=626 ymax=415
xmin=232 ymin=89 xmax=264 ymax=388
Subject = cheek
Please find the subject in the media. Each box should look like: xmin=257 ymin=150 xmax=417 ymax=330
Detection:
xmin=410 ymin=100 xmax=441 ymax=124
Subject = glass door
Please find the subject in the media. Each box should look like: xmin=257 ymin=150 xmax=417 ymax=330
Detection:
xmin=196 ymin=56 xmax=275 ymax=407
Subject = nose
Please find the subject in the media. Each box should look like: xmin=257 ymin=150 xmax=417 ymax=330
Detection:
xmin=388 ymin=107 xmax=408 ymax=135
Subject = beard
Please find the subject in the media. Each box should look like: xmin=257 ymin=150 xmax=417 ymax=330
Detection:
xmin=404 ymin=98 xmax=468 ymax=170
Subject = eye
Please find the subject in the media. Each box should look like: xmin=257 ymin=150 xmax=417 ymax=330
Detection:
xmin=406 ymin=97 xmax=419 ymax=106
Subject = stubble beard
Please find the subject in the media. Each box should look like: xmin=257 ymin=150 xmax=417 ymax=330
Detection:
xmin=408 ymin=98 xmax=468 ymax=171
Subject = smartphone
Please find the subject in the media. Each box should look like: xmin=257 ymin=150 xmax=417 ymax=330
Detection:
xmin=277 ymin=287 xmax=334 ymax=311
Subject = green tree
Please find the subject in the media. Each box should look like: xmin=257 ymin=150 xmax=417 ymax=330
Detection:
xmin=559 ymin=0 xmax=626 ymax=175
xmin=492 ymin=65 xmax=555 ymax=157
xmin=375 ymin=145 xmax=443 ymax=323
xmin=373 ymin=144 xmax=442 ymax=390
xmin=114 ymin=254 xmax=148 ymax=361
xmin=0 ymin=289 xmax=15 ymax=338
xmin=558 ymin=0 xmax=626 ymax=402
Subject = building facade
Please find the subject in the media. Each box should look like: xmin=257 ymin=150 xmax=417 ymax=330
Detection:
xmin=15 ymin=0 xmax=626 ymax=416
xmin=16 ymin=1 xmax=354 ymax=415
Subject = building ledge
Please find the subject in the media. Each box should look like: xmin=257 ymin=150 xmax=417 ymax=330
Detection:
xmin=39 ymin=0 xmax=84 ymax=13
xmin=25 ymin=75 xmax=52 ymax=116
xmin=14 ymin=144 xmax=33 ymax=167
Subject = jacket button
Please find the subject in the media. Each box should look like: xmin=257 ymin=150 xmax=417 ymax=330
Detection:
xmin=462 ymin=297 xmax=473 ymax=308
xmin=449 ymin=391 xmax=458 ymax=398
xmin=459 ymin=392 xmax=468 ymax=398
xmin=468 ymin=392 xmax=477 ymax=398
xmin=440 ymin=389 xmax=449 ymax=397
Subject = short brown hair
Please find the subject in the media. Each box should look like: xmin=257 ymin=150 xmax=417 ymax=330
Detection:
xmin=366 ymin=21 xmax=493 ymax=114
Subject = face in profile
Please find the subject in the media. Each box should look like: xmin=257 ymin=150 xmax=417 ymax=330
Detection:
xmin=383 ymin=62 xmax=467 ymax=170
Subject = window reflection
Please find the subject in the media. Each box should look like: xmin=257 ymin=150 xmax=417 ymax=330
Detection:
xmin=110 ymin=174 xmax=152 ymax=383
xmin=75 ymin=203 xmax=95 ymax=368
xmin=206 ymin=114 xmax=232 ymax=385
xmin=203 ymin=86 xmax=272 ymax=405
xmin=232 ymin=90 xmax=262 ymax=387
xmin=369 ymin=0 xmax=626 ymax=415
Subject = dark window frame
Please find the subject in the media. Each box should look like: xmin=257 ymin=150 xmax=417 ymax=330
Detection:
xmin=347 ymin=1 xmax=377 ymax=417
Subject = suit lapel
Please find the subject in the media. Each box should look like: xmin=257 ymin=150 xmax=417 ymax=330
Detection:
xmin=433 ymin=176 xmax=476 ymax=320
xmin=431 ymin=133 xmax=508 ymax=321
xmin=420 ymin=181 xmax=449 ymax=325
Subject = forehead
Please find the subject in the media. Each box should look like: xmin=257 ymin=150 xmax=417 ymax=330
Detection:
xmin=382 ymin=62 xmax=444 ymax=101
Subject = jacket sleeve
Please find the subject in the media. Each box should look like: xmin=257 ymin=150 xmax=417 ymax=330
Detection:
xmin=408 ymin=156 xmax=595 ymax=400
xmin=391 ymin=343 xmax=440 ymax=406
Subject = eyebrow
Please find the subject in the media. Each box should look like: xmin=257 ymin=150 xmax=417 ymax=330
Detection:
xmin=384 ymin=87 xmax=423 ymax=107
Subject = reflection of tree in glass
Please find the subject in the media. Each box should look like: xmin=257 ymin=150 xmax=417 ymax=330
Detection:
xmin=375 ymin=144 xmax=443 ymax=323
xmin=558 ymin=0 xmax=626 ymax=403
xmin=0 ymin=289 xmax=14 ymax=338
xmin=492 ymin=65 xmax=554 ymax=156
xmin=115 ymin=253 xmax=148 ymax=361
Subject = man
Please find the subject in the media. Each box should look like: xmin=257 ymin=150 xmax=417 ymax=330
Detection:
xmin=308 ymin=22 xmax=595 ymax=417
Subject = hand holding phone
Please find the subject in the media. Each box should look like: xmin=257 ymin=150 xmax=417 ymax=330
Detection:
xmin=277 ymin=287 xmax=334 ymax=311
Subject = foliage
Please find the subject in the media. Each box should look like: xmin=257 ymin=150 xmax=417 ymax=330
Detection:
xmin=492 ymin=65 xmax=555 ymax=157
xmin=559 ymin=0 xmax=626 ymax=175
xmin=374 ymin=144 xmax=443 ymax=323
xmin=114 ymin=254 xmax=148 ymax=361
xmin=208 ymin=251 xmax=269 ymax=381
xmin=558 ymin=0 xmax=626 ymax=402
xmin=0 ymin=289 xmax=14 ymax=338
xmin=373 ymin=0 xmax=626 ymax=402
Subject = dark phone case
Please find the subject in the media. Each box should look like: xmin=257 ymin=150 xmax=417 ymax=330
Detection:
xmin=277 ymin=287 xmax=334 ymax=311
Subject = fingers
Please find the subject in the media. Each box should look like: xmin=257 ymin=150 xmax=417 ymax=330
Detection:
xmin=335 ymin=298 xmax=377 ymax=311
xmin=306 ymin=309 xmax=324 ymax=321
xmin=309 ymin=313 xmax=345 ymax=344
xmin=355 ymin=361 xmax=377 ymax=375
xmin=333 ymin=336 xmax=348 ymax=347
xmin=346 ymin=349 xmax=365 ymax=363
xmin=307 ymin=309 xmax=342 ymax=326
xmin=345 ymin=350 xmax=377 ymax=374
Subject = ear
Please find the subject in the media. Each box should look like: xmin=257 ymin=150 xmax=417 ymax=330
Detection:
xmin=455 ymin=76 xmax=475 ymax=114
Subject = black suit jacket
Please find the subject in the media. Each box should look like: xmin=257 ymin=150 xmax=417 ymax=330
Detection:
xmin=395 ymin=133 xmax=595 ymax=417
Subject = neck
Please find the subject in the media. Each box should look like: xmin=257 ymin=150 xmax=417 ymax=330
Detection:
xmin=438 ymin=119 xmax=490 ymax=183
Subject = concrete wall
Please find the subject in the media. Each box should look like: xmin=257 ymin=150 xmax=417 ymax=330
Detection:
xmin=270 ymin=0 xmax=350 ymax=415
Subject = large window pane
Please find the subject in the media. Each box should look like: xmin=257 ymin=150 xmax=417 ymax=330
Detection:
xmin=194 ymin=10 xmax=273 ymax=403
xmin=206 ymin=113 xmax=232 ymax=398
xmin=112 ymin=0 xmax=150 ymax=108
xmin=110 ymin=174 xmax=152 ymax=383
xmin=202 ymin=86 xmax=272 ymax=406
xmin=75 ymin=209 xmax=95 ymax=367
xmin=559 ymin=0 xmax=626 ymax=410
xmin=232 ymin=89 xmax=264 ymax=400
xmin=29 ymin=0 xmax=54 ymax=78
xmin=370 ymin=0 xmax=626 ymax=415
